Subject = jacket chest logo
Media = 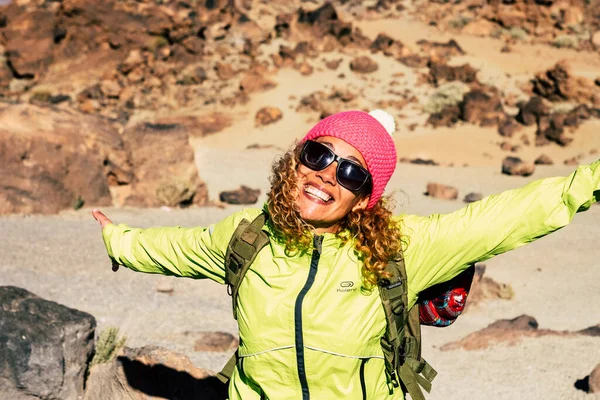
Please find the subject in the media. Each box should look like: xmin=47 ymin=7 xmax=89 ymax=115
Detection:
xmin=337 ymin=281 xmax=357 ymax=293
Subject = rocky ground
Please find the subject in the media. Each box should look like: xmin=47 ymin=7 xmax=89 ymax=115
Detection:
xmin=1 ymin=0 xmax=599 ymax=399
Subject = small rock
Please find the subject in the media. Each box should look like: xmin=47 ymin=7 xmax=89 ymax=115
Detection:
xmin=534 ymin=154 xmax=553 ymax=165
xmin=500 ymin=141 xmax=513 ymax=151
xmin=119 ymin=50 xmax=145 ymax=75
xmin=501 ymin=156 xmax=535 ymax=176
xmin=215 ymin=62 xmax=236 ymax=80
xmin=516 ymin=97 xmax=548 ymax=126
xmin=325 ymin=58 xmax=342 ymax=70
xmin=255 ymin=107 xmax=283 ymax=126
xmin=498 ymin=117 xmax=521 ymax=137
xmin=219 ymin=185 xmax=261 ymax=205
xmin=194 ymin=332 xmax=238 ymax=352
xmin=488 ymin=315 xmax=538 ymax=330
xmin=427 ymin=105 xmax=461 ymax=128
xmin=425 ymin=182 xmax=458 ymax=200
xmin=564 ymin=156 xmax=580 ymax=166
xmin=296 ymin=61 xmax=314 ymax=76
xmin=463 ymin=192 xmax=483 ymax=203
xmin=177 ymin=66 xmax=207 ymax=85
xmin=349 ymin=56 xmax=378 ymax=74
xmin=156 ymin=282 xmax=174 ymax=294
xmin=101 ymin=80 xmax=121 ymax=98
xmin=409 ymin=158 xmax=438 ymax=166
xmin=239 ymin=73 xmax=277 ymax=93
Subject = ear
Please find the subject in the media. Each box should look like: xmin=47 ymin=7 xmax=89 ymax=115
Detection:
xmin=351 ymin=195 xmax=369 ymax=212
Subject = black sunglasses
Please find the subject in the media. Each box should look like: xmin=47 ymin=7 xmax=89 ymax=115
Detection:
xmin=300 ymin=140 xmax=372 ymax=193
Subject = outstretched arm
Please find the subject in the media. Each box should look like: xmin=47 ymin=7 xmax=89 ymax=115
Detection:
xmin=401 ymin=160 xmax=600 ymax=301
xmin=94 ymin=208 xmax=263 ymax=284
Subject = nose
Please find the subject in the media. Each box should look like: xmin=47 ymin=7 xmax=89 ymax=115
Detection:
xmin=316 ymin=161 xmax=337 ymax=186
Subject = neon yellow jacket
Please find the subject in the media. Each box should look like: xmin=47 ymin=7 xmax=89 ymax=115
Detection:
xmin=102 ymin=161 xmax=599 ymax=399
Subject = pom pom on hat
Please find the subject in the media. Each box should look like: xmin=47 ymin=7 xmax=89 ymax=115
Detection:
xmin=368 ymin=109 xmax=396 ymax=135
xmin=301 ymin=110 xmax=397 ymax=209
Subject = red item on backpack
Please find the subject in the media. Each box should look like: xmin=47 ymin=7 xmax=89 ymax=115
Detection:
xmin=418 ymin=266 xmax=475 ymax=327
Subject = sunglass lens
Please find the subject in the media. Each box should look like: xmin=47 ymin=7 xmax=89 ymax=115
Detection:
xmin=338 ymin=161 xmax=369 ymax=192
xmin=302 ymin=141 xmax=333 ymax=170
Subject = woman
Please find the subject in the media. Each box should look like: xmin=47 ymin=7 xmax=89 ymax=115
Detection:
xmin=94 ymin=110 xmax=600 ymax=399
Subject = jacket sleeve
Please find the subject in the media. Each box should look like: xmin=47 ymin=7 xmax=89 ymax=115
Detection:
xmin=100 ymin=209 xmax=261 ymax=284
xmin=400 ymin=160 xmax=600 ymax=300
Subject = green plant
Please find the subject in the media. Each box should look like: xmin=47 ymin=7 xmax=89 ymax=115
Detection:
xmin=72 ymin=195 xmax=85 ymax=210
xmin=508 ymin=27 xmax=528 ymax=41
xmin=490 ymin=27 xmax=504 ymax=39
xmin=156 ymin=178 xmax=195 ymax=207
xmin=90 ymin=327 xmax=126 ymax=367
xmin=553 ymin=34 xmax=579 ymax=48
xmin=30 ymin=91 xmax=53 ymax=103
xmin=448 ymin=15 xmax=472 ymax=30
xmin=424 ymin=81 xmax=470 ymax=114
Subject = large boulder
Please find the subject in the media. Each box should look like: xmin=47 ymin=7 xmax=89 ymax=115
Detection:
xmin=84 ymin=346 xmax=227 ymax=400
xmin=121 ymin=121 xmax=208 ymax=208
xmin=0 ymin=286 xmax=96 ymax=400
xmin=0 ymin=103 xmax=131 ymax=214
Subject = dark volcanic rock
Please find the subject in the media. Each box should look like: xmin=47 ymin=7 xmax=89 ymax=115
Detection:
xmin=428 ymin=61 xmax=478 ymax=86
xmin=516 ymin=97 xmax=549 ymax=126
xmin=542 ymin=112 xmax=573 ymax=146
xmin=427 ymin=105 xmax=461 ymax=127
xmin=459 ymin=89 xmax=504 ymax=125
xmin=498 ymin=117 xmax=522 ymax=137
xmin=502 ymin=156 xmax=535 ymax=176
xmin=532 ymin=61 xmax=600 ymax=106
xmin=417 ymin=39 xmax=465 ymax=59
xmin=349 ymin=56 xmax=379 ymax=73
xmin=0 ymin=286 xmax=96 ymax=400
xmin=534 ymin=154 xmax=554 ymax=165
xmin=425 ymin=182 xmax=458 ymax=200
xmin=255 ymin=106 xmax=283 ymax=125
xmin=219 ymin=185 xmax=260 ymax=205
xmin=463 ymin=192 xmax=483 ymax=203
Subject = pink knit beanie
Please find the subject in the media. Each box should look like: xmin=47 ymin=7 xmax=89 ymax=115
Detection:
xmin=302 ymin=110 xmax=397 ymax=209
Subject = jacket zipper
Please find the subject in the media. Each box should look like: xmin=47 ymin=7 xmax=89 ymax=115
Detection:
xmin=360 ymin=358 xmax=368 ymax=400
xmin=294 ymin=235 xmax=323 ymax=400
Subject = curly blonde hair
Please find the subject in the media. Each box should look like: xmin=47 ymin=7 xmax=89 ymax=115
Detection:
xmin=266 ymin=142 xmax=406 ymax=288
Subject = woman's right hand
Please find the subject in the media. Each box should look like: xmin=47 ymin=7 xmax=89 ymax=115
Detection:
xmin=92 ymin=209 xmax=113 ymax=229
xmin=92 ymin=209 xmax=120 ymax=272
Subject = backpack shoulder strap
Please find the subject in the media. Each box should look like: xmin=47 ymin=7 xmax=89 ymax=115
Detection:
xmin=224 ymin=211 xmax=269 ymax=320
xmin=218 ymin=212 xmax=269 ymax=384
xmin=378 ymin=251 xmax=437 ymax=400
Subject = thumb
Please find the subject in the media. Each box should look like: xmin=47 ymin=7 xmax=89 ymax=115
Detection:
xmin=92 ymin=209 xmax=113 ymax=229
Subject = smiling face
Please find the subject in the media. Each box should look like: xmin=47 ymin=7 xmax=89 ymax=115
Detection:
xmin=296 ymin=136 xmax=370 ymax=234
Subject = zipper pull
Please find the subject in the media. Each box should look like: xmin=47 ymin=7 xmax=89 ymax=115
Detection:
xmin=313 ymin=235 xmax=323 ymax=255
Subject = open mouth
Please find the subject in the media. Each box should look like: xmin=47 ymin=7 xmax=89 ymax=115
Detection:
xmin=304 ymin=184 xmax=333 ymax=203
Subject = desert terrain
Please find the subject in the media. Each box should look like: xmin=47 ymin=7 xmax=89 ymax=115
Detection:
xmin=1 ymin=0 xmax=599 ymax=399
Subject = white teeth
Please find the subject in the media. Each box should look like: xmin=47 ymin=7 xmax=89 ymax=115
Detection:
xmin=304 ymin=185 xmax=331 ymax=202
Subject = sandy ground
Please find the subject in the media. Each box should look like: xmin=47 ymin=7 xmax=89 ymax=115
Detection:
xmin=1 ymin=12 xmax=600 ymax=400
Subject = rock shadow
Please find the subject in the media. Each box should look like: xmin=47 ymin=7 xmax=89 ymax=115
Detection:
xmin=118 ymin=356 xmax=228 ymax=400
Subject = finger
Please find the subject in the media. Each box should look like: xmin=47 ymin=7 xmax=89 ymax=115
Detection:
xmin=92 ymin=209 xmax=113 ymax=229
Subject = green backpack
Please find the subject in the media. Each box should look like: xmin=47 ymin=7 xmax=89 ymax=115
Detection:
xmin=216 ymin=212 xmax=437 ymax=400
